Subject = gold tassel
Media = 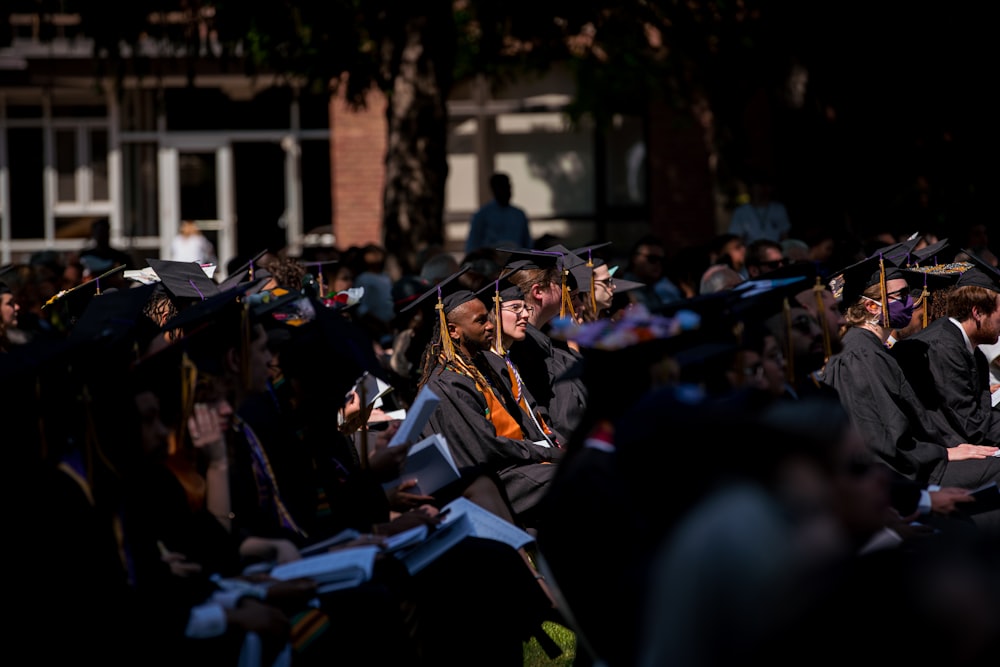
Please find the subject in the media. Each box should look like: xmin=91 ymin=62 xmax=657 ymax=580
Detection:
xmin=493 ymin=287 xmax=506 ymax=356
xmin=878 ymin=256 xmax=889 ymax=329
xmin=240 ymin=301 xmax=251 ymax=392
xmin=560 ymin=269 xmax=577 ymax=319
xmin=921 ymin=283 xmax=930 ymax=328
xmin=782 ymin=298 xmax=795 ymax=383
xmin=437 ymin=300 xmax=456 ymax=362
xmin=177 ymin=352 xmax=199 ymax=455
xmin=814 ymin=277 xmax=832 ymax=361
xmin=588 ymin=256 xmax=597 ymax=315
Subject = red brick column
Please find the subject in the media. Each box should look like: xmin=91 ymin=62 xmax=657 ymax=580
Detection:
xmin=330 ymin=88 xmax=388 ymax=250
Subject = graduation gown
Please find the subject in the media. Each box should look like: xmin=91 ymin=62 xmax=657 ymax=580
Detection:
xmin=420 ymin=360 xmax=562 ymax=522
xmin=819 ymin=326 xmax=949 ymax=484
xmin=482 ymin=348 xmax=564 ymax=446
xmin=892 ymin=317 xmax=1000 ymax=446
xmin=508 ymin=323 xmax=588 ymax=442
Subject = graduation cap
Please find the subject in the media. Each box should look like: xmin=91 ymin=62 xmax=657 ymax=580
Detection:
xmin=0 ymin=264 xmax=16 ymax=290
xmin=68 ymin=282 xmax=159 ymax=351
xmin=909 ymin=238 xmax=961 ymax=266
xmin=298 ymin=259 xmax=341 ymax=296
xmin=277 ymin=300 xmax=385 ymax=412
xmin=219 ymin=249 xmax=272 ymax=291
xmin=955 ymin=249 xmax=1000 ymax=292
xmin=147 ymin=258 xmax=221 ymax=302
xmin=474 ymin=265 xmax=527 ymax=355
xmin=502 ymin=245 xmax=589 ymax=319
xmin=399 ymin=266 xmax=478 ymax=362
xmin=870 ymin=236 xmax=922 ymax=268
xmin=606 ymin=265 xmax=646 ymax=294
xmin=42 ymin=264 xmax=127 ymax=330
xmin=828 ymin=252 xmax=908 ymax=307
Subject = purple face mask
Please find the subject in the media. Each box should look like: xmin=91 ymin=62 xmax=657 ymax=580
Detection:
xmin=886 ymin=293 xmax=914 ymax=329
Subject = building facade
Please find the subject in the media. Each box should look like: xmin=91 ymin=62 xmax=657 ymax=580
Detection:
xmin=1 ymin=11 xmax=717 ymax=278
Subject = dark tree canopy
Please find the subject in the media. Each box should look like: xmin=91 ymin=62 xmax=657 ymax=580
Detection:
xmin=7 ymin=1 xmax=995 ymax=265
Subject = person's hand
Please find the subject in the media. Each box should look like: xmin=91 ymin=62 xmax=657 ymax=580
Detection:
xmin=390 ymin=328 xmax=415 ymax=377
xmin=188 ymin=402 xmax=227 ymax=462
xmin=386 ymin=478 xmax=436 ymax=512
xmin=226 ymin=597 xmax=290 ymax=649
xmin=367 ymin=423 xmax=410 ymax=481
xmin=947 ymin=443 xmax=1000 ymax=461
xmin=376 ymin=505 xmax=444 ymax=537
xmin=240 ymin=536 xmax=302 ymax=565
xmin=929 ymin=487 xmax=975 ymax=514
xmin=158 ymin=541 xmax=203 ymax=578
xmin=263 ymin=577 xmax=318 ymax=608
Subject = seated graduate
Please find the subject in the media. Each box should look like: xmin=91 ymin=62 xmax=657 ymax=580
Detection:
xmin=891 ymin=249 xmax=1000 ymax=448
xmin=404 ymin=266 xmax=563 ymax=531
xmin=818 ymin=248 xmax=1000 ymax=535
xmin=501 ymin=245 xmax=590 ymax=445
xmin=475 ymin=263 xmax=563 ymax=447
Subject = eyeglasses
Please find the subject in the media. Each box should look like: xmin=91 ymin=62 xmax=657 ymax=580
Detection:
xmin=595 ymin=278 xmax=615 ymax=289
xmin=757 ymin=259 xmax=786 ymax=270
xmin=885 ymin=288 xmax=908 ymax=302
xmin=501 ymin=303 xmax=534 ymax=315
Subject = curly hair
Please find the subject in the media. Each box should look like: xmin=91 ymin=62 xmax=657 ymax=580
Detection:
xmin=267 ymin=257 xmax=306 ymax=291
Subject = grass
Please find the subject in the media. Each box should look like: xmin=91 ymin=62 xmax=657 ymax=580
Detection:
xmin=523 ymin=622 xmax=577 ymax=666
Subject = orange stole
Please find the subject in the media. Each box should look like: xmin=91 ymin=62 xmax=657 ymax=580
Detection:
xmin=475 ymin=378 xmax=524 ymax=440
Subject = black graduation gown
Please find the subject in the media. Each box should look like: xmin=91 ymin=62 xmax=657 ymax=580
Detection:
xmin=482 ymin=348 xmax=565 ymax=446
xmin=819 ymin=326 xmax=949 ymax=484
xmin=508 ymin=323 xmax=588 ymax=442
xmin=892 ymin=317 xmax=1000 ymax=446
xmin=420 ymin=362 xmax=562 ymax=524
xmin=821 ymin=327 xmax=1000 ymax=492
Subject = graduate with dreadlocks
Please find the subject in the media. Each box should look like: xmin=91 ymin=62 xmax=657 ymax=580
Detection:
xmin=407 ymin=267 xmax=563 ymax=530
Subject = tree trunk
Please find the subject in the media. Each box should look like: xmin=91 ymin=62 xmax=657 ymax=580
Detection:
xmin=380 ymin=7 xmax=455 ymax=276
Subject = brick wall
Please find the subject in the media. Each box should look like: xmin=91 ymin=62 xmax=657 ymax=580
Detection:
xmin=330 ymin=88 xmax=388 ymax=251
xmin=646 ymin=99 xmax=718 ymax=257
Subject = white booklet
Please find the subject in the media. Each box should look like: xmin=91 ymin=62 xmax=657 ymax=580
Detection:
xmin=382 ymin=433 xmax=461 ymax=495
xmin=388 ymin=385 xmax=440 ymax=447
xmin=268 ymin=545 xmax=380 ymax=594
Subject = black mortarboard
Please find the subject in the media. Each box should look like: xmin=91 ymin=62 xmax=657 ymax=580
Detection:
xmin=871 ymin=236 xmax=922 ymax=268
xmin=956 ymin=249 xmax=1000 ymax=292
xmin=298 ymin=259 xmax=341 ymax=294
xmin=147 ymin=258 xmax=221 ymax=301
xmin=829 ymin=253 xmax=906 ymax=306
xmin=400 ymin=266 xmax=480 ymax=362
xmin=219 ymin=249 xmax=272 ymax=291
xmin=399 ymin=266 xmax=477 ymax=315
xmin=42 ymin=264 xmax=127 ymax=325
xmin=68 ymin=282 xmax=159 ymax=350
xmin=910 ymin=238 xmax=961 ymax=266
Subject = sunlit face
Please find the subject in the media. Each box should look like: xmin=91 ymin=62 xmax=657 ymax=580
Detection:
xmin=972 ymin=293 xmax=1000 ymax=346
xmin=592 ymin=264 xmax=615 ymax=311
xmin=498 ymin=299 xmax=531 ymax=346
xmin=0 ymin=292 xmax=18 ymax=327
xmin=449 ymin=299 xmax=494 ymax=354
